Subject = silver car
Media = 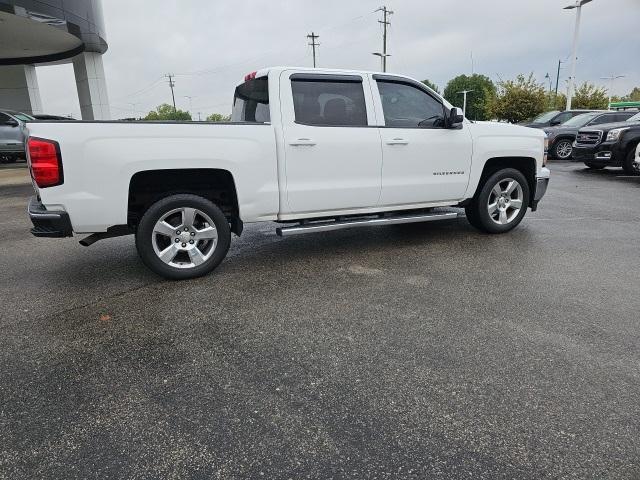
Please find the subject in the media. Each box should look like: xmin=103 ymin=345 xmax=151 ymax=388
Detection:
xmin=0 ymin=110 xmax=34 ymax=163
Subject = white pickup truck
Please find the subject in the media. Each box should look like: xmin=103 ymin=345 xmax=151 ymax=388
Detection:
xmin=26 ymin=67 xmax=550 ymax=279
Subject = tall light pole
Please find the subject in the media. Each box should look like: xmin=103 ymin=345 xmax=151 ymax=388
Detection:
xmin=183 ymin=96 xmax=195 ymax=117
xmin=457 ymin=90 xmax=474 ymax=117
xmin=600 ymin=74 xmax=625 ymax=108
xmin=564 ymin=0 xmax=593 ymax=110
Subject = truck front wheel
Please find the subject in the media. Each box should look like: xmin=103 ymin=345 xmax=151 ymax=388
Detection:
xmin=465 ymin=168 xmax=530 ymax=234
xmin=135 ymin=194 xmax=231 ymax=280
xmin=621 ymin=146 xmax=640 ymax=176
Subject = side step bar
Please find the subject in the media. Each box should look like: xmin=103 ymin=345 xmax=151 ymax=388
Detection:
xmin=276 ymin=211 xmax=460 ymax=237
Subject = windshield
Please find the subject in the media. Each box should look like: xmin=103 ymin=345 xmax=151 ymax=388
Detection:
xmin=562 ymin=112 xmax=600 ymax=127
xmin=627 ymin=112 xmax=640 ymax=122
xmin=531 ymin=110 xmax=560 ymax=123
xmin=13 ymin=113 xmax=34 ymax=122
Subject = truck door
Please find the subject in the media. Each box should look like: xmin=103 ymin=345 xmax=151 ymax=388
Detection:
xmin=372 ymin=76 xmax=472 ymax=206
xmin=279 ymin=71 xmax=382 ymax=215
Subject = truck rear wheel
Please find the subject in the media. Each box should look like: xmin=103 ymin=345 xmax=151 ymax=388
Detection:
xmin=465 ymin=168 xmax=530 ymax=234
xmin=135 ymin=194 xmax=231 ymax=280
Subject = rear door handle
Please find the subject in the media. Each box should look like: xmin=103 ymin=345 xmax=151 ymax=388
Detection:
xmin=386 ymin=138 xmax=408 ymax=145
xmin=289 ymin=138 xmax=316 ymax=146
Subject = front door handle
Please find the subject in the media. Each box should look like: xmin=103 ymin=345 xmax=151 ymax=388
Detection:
xmin=289 ymin=138 xmax=316 ymax=146
xmin=386 ymin=138 xmax=408 ymax=145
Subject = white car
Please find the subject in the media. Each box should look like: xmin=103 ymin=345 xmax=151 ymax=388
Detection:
xmin=26 ymin=67 xmax=550 ymax=279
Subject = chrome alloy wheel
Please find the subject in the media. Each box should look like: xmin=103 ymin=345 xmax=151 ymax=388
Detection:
xmin=633 ymin=143 xmax=640 ymax=173
xmin=151 ymin=207 xmax=218 ymax=269
xmin=555 ymin=140 xmax=573 ymax=159
xmin=487 ymin=178 xmax=524 ymax=225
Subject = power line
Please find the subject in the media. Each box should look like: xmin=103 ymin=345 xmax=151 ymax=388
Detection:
xmin=111 ymin=76 xmax=165 ymax=101
xmin=373 ymin=6 xmax=393 ymax=72
xmin=307 ymin=32 xmax=320 ymax=68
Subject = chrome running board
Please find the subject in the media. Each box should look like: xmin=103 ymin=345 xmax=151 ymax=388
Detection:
xmin=276 ymin=211 xmax=459 ymax=237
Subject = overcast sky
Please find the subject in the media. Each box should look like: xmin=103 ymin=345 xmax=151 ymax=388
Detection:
xmin=36 ymin=0 xmax=639 ymax=119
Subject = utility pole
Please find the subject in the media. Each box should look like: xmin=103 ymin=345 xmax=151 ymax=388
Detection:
xmin=373 ymin=6 xmax=393 ymax=72
xmin=457 ymin=90 xmax=474 ymax=117
xmin=554 ymin=59 xmax=563 ymax=98
xmin=564 ymin=0 xmax=594 ymax=110
xmin=307 ymin=32 xmax=320 ymax=68
xmin=165 ymin=74 xmax=177 ymax=111
xmin=600 ymin=74 xmax=625 ymax=109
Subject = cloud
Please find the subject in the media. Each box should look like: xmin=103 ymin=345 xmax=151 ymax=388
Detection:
xmin=36 ymin=0 xmax=639 ymax=119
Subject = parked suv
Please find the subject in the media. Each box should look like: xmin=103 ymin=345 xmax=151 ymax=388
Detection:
xmin=523 ymin=109 xmax=597 ymax=129
xmin=545 ymin=111 xmax=635 ymax=159
xmin=0 ymin=109 xmax=33 ymax=163
xmin=573 ymin=112 xmax=640 ymax=174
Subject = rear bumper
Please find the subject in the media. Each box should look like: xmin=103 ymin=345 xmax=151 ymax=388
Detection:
xmin=28 ymin=196 xmax=73 ymax=238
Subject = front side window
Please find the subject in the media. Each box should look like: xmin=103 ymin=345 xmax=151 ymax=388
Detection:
xmin=291 ymin=78 xmax=368 ymax=127
xmin=377 ymin=81 xmax=446 ymax=128
xmin=589 ymin=114 xmax=618 ymax=126
xmin=231 ymin=77 xmax=270 ymax=123
xmin=554 ymin=112 xmax=573 ymax=124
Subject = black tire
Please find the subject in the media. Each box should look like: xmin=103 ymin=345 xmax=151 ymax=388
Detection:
xmin=465 ymin=168 xmax=530 ymax=234
xmin=621 ymin=146 xmax=640 ymax=176
xmin=584 ymin=162 xmax=605 ymax=170
xmin=135 ymin=194 xmax=231 ymax=280
xmin=552 ymin=138 xmax=573 ymax=160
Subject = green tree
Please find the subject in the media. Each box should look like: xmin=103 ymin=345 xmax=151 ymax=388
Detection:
xmin=624 ymin=87 xmax=640 ymax=102
xmin=421 ymin=79 xmax=440 ymax=94
xmin=443 ymin=74 xmax=496 ymax=121
xmin=143 ymin=104 xmax=192 ymax=121
xmin=571 ymin=82 xmax=608 ymax=109
xmin=489 ymin=73 xmax=546 ymax=123
xmin=206 ymin=113 xmax=231 ymax=122
xmin=546 ymin=91 xmax=566 ymax=111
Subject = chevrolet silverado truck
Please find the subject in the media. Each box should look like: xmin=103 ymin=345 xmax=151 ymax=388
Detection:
xmin=573 ymin=111 xmax=640 ymax=174
xmin=26 ymin=67 xmax=550 ymax=279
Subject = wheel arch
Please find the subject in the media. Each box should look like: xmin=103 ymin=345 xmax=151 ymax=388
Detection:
xmin=472 ymin=156 xmax=536 ymax=206
xmin=127 ymin=168 xmax=242 ymax=235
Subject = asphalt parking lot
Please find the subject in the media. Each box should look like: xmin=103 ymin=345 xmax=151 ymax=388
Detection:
xmin=1 ymin=162 xmax=639 ymax=479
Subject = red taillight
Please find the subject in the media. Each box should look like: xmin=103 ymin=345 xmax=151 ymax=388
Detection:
xmin=28 ymin=137 xmax=63 ymax=188
xmin=244 ymin=71 xmax=257 ymax=82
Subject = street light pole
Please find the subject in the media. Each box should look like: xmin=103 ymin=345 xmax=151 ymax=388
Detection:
xmin=564 ymin=0 xmax=593 ymax=110
xmin=600 ymin=74 xmax=625 ymax=109
xmin=183 ymin=96 xmax=195 ymax=118
xmin=457 ymin=90 xmax=474 ymax=117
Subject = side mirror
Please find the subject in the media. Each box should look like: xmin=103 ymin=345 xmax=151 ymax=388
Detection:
xmin=549 ymin=119 xmax=561 ymax=126
xmin=448 ymin=107 xmax=464 ymax=128
xmin=3 ymin=119 xmax=19 ymax=127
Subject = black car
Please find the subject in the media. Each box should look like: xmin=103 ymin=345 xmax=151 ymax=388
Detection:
xmin=0 ymin=109 xmax=34 ymax=163
xmin=573 ymin=111 xmax=640 ymax=175
xmin=522 ymin=109 xmax=597 ymax=129
xmin=544 ymin=111 xmax=636 ymax=159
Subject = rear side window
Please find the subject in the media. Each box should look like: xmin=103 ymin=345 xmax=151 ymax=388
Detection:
xmin=231 ymin=77 xmax=270 ymax=123
xmin=291 ymin=78 xmax=368 ymax=127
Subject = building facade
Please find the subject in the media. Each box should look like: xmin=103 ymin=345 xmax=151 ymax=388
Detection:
xmin=0 ymin=0 xmax=110 ymax=119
